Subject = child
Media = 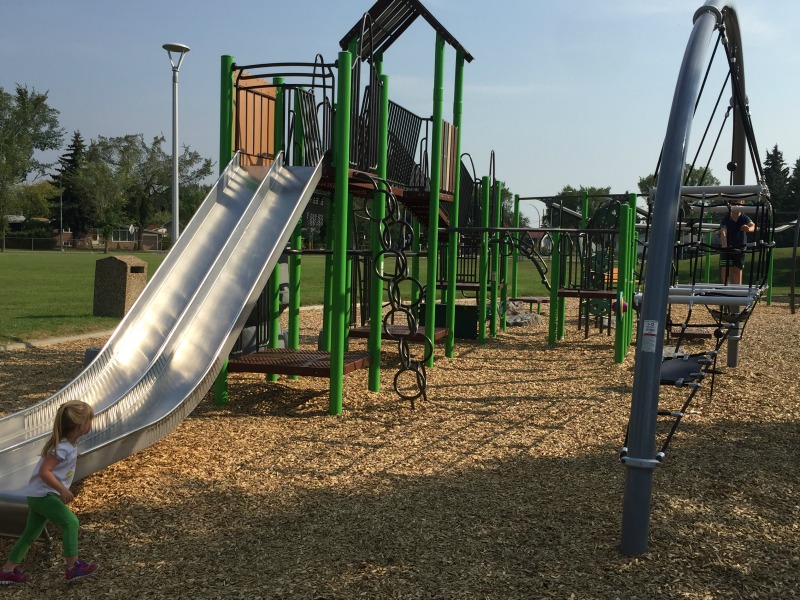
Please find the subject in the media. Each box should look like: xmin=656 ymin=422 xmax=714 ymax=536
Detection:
xmin=719 ymin=200 xmax=755 ymax=285
xmin=0 ymin=400 xmax=98 ymax=585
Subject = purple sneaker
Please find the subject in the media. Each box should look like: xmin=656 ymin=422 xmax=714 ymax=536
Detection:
xmin=65 ymin=559 xmax=97 ymax=583
xmin=0 ymin=566 xmax=31 ymax=585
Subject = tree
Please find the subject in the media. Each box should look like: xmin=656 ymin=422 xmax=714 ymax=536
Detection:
xmin=74 ymin=141 xmax=132 ymax=253
xmin=544 ymin=185 xmax=612 ymax=229
xmin=763 ymin=144 xmax=790 ymax=215
xmin=0 ymin=85 xmax=64 ymax=251
xmin=11 ymin=181 xmax=58 ymax=219
xmin=52 ymin=131 xmax=89 ymax=237
xmin=637 ymin=163 xmax=721 ymax=197
xmin=787 ymin=157 xmax=800 ymax=216
xmin=122 ymin=134 xmax=213 ymax=248
xmin=77 ymin=134 xmax=213 ymax=249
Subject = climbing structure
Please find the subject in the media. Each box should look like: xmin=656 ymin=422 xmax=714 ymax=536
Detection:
xmin=621 ymin=2 xmax=775 ymax=557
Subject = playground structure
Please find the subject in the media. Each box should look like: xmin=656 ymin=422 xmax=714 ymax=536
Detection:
xmin=619 ymin=0 xmax=776 ymax=556
xmin=0 ymin=0 xmax=785 ymax=561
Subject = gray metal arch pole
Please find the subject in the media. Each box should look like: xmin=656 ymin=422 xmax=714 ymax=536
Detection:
xmin=620 ymin=1 xmax=729 ymax=556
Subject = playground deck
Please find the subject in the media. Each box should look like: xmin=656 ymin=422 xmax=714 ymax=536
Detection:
xmin=348 ymin=324 xmax=448 ymax=342
xmin=227 ymin=348 xmax=371 ymax=377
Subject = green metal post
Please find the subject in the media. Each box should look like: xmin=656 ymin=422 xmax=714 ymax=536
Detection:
xmin=368 ymin=74 xmax=390 ymax=391
xmin=321 ymin=186 xmax=335 ymax=353
xmin=287 ymin=88 xmax=306 ymax=380
xmin=615 ymin=204 xmax=631 ymax=364
xmin=628 ymin=194 xmax=637 ymax=349
xmin=548 ymin=232 xmax=561 ymax=345
xmin=424 ymin=33 xmax=446 ymax=367
xmin=478 ymin=176 xmax=490 ymax=344
xmin=558 ymin=248 xmax=566 ymax=340
xmin=329 ymin=51 xmax=352 ymax=415
xmin=766 ymin=225 xmax=774 ymax=305
xmin=490 ymin=181 xmax=502 ymax=337
xmin=219 ymin=55 xmax=235 ymax=172
xmin=704 ymin=211 xmax=712 ymax=283
xmin=265 ymin=77 xmax=285 ymax=383
xmin=511 ymin=194 xmax=520 ymax=299
xmin=445 ymin=50 xmax=466 ymax=359
xmin=214 ymin=54 xmax=235 ymax=405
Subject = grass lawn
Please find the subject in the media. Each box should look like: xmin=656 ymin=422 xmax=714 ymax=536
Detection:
xmin=1 ymin=246 xmax=795 ymax=343
xmin=0 ymin=251 xmax=167 ymax=344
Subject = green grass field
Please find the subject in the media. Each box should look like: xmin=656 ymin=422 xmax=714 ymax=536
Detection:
xmin=0 ymin=247 xmax=795 ymax=343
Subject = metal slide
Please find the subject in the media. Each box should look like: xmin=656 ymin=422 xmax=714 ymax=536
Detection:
xmin=0 ymin=152 xmax=321 ymax=536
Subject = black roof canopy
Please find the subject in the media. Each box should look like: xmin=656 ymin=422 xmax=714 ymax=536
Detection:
xmin=339 ymin=0 xmax=474 ymax=63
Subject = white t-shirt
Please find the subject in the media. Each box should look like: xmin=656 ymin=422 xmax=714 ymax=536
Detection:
xmin=26 ymin=439 xmax=78 ymax=497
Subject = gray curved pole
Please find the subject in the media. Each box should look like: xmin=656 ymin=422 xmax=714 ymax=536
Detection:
xmin=620 ymin=1 xmax=725 ymax=557
xmin=723 ymin=8 xmax=747 ymax=366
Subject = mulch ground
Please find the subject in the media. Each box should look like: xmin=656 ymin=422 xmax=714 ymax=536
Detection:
xmin=0 ymin=301 xmax=797 ymax=599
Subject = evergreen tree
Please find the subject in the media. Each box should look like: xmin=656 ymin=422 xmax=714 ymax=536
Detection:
xmin=787 ymin=157 xmax=800 ymax=216
xmin=763 ymin=145 xmax=790 ymax=214
xmin=52 ymin=130 xmax=89 ymax=237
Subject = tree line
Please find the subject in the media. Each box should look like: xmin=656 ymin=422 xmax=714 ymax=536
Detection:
xmin=0 ymin=84 xmax=213 ymax=252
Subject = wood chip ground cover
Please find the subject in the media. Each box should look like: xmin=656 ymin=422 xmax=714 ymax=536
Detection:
xmin=0 ymin=301 xmax=797 ymax=599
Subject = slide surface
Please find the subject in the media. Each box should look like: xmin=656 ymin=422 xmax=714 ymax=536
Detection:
xmin=0 ymin=153 xmax=321 ymax=535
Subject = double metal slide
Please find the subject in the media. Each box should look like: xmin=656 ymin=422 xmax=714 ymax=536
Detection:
xmin=0 ymin=153 xmax=321 ymax=536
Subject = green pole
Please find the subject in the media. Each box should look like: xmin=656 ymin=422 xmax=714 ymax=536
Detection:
xmin=265 ymin=77 xmax=285 ymax=383
xmin=214 ymin=54 xmax=235 ymax=406
xmin=329 ymin=51 xmax=352 ymax=415
xmin=548 ymin=232 xmax=561 ymax=345
xmin=368 ymin=74 xmax=390 ymax=391
xmin=615 ymin=204 xmax=631 ymax=364
xmin=625 ymin=194 xmax=639 ymax=352
xmin=511 ymin=194 xmax=520 ymax=299
xmin=478 ymin=176 xmax=490 ymax=344
xmin=287 ymin=88 xmax=306 ymax=380
xmin=424 ymin=33 xmax=446 ymax=368
xmin=490 ymin=181 xmax=502 ymax=337
xmin=219 ymin=55 xmax=235 ymax=173
xmin=321 ymin=187 xmax=335 ymax=352
xmin=626 ymin=193 xmax=637 ymax=350
xmin=445 ymin=50 xmax=465 ymax=359
xmin=766 ymin=222 xmax=774 ymax=305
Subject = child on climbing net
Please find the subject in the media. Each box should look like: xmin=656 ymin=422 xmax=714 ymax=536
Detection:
xmin=719 ymin=199 xmax=755 ymax=285
xmin=0 ymin=400 xmax=98 ymax=585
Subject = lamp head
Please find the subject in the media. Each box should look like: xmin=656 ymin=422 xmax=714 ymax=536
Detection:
xmin=163 ymin=43 xmax=190 ymax=70
xmin=163 ymin=43 xmax=190 ymax=54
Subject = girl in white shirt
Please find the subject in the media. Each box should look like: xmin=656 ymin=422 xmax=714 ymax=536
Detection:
xmin=0 ymin=400 xmax=98 ymax=585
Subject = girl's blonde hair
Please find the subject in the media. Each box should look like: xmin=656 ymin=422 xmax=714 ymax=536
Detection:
xmin=41 ymin=400 xmax=94 ymax=457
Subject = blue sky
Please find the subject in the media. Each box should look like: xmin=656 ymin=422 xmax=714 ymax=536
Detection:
xmin=2 ymin=0 xmax=798 ymax=223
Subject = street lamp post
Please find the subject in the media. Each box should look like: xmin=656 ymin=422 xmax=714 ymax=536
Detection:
xmin=163 ymin=42 xmax=190 ymax=247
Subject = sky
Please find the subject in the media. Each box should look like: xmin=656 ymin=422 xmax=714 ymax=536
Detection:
xmin=3 ymin=0 xmax=799 ymax=224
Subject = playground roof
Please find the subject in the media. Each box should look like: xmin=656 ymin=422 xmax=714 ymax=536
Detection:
xmin=339 ymin=0 xmax=474 ymax=63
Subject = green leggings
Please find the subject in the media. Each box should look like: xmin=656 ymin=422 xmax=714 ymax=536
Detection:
xmin=9 ymin=495 xmax=79 ymax=562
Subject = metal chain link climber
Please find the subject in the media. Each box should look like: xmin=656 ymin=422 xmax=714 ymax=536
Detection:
xmin=355 ymin=173 xmax=432 ymax=409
